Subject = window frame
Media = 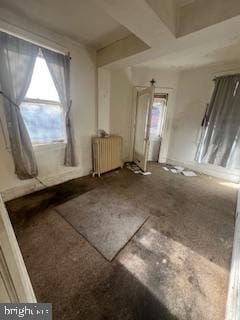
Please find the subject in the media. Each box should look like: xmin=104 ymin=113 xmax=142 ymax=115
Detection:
xmin=149 ymin=94 xmax=168 ymax=137
xmin=20 ymin=54 xmax=67 ymax=147
xmin=23 ymin=98 xmax=61 ymax=106
xmin=21 ymin=99 xmax=67 ymax=148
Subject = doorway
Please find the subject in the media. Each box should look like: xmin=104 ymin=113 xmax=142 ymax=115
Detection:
xmin=133 ymin=86 xmax=154 ymax=172
xmin=148 ymin=94 xmax=168 ymax=162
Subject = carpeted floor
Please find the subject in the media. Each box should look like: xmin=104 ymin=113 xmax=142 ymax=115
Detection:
xmin=6 ymin=163 xmax=236 ymax=320
xmin=56 ymin=188 xmax=149 ymax=261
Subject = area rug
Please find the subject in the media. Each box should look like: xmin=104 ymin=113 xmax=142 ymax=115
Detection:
xmin=56 ymin=188 xmax=149 ymax=261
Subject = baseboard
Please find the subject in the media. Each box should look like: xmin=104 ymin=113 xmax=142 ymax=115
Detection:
xmin=1 ymin=167 xmax=91 ymax=202
xmin=158 ymin=157 xmax=167 ymax=163
xmin=166 ymin=158 xmax=240 ymax=183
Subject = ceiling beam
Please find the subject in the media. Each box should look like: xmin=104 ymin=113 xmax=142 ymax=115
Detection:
xmin=178 ymin=0 xmax=240 ymax=37
xmin=94 ymin=0 xmax=177 ymax=66
xmin=99 ymin=14 xmax=240 ymax=69
xmin=94 ymin=0 xmax=175 ymax=47
xmin=95 ymin=0 xmax=240 ymax=69
xmin=97 ymin=34 xmax=150 ymax=67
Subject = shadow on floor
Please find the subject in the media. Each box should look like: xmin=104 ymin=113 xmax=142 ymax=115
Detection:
xmin=72 ymin=262 xmax=179 ymax=320
xmin=6 ymin=165 xmax=234 ymax=320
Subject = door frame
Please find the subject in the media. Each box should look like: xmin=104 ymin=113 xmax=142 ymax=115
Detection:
xmin=130 ymin=86 xmax=172 ymax=164
xmin=225 ymin=189 xmax=240 ymax=320
xmin=132 ymin=86 xmax=154 ymax=171
xmin=0 ymin=194 xmax=36 ymax=302
xmin=148 ymin=93 xmax=168 ymax=162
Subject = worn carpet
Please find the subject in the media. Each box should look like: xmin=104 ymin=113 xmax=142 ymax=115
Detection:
xmin=56 ymin=188 xmax=149 ymax=261
xmin=6 ymin=163 xmax=236 ymax=320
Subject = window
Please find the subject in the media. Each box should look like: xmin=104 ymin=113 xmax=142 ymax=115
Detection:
xmin=20 ymin=53 xmax=66 ymax=145
xmin=150 ymin=95 xmax=167 ymax=137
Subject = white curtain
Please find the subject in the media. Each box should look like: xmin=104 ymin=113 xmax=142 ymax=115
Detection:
xmin=42 ymin=48 xmax=77 ymax=166
xmin=0 ymin=32 xmax=39 ymax=179
xmin=195 ymin=74 xmax=240 ymax=169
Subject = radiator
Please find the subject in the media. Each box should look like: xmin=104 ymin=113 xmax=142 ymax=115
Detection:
xmin=92 ymin=135 xmax=123 ymax=177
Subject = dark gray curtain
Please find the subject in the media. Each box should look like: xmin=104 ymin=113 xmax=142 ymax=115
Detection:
xmin=41 ymin=48 xmax=77 ymax=166
xmin=0 ymin=32 xmax=39 ymax=179
xmin=195 ymin=74 xmax=240 ymax=169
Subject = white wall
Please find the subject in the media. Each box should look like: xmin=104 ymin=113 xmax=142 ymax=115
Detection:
xmin=0 ymin=15 xmax=97 ymax=201
xmin=109 ymin=68 xmax=133 ymax=161
xmin=97 ymin=67 xmax=134 ymax=161
xmin=99 ymin=62 xmax=240 ymax=182
xmin=109 ymin=64 xmax=240 ymax=182
xmin=98 ymin=68 xmax=111 ymax=133
xmin=167 ymin=62 xmax=240 ymax=182
xmin=101 ymin=66 xmax=180 ymax=164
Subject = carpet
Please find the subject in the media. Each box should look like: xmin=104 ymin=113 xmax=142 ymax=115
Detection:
xmin=56 ymin=188 xmax=149 ymax=261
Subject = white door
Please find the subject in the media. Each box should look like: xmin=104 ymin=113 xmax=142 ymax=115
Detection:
xmin=133 ymin=86 xmax=154 ymax=171
xmin=0 ymin=195 xmax=36 ymax=302
xmin=148 ymin=95 xmax=167 ymax=161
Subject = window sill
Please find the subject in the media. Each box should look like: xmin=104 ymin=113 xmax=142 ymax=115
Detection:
xmin=33 ymin=142 xmax=66 ymax=152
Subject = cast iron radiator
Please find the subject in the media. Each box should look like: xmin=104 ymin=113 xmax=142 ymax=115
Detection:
xmin=92 ymin=135 xmax=123 ymax=177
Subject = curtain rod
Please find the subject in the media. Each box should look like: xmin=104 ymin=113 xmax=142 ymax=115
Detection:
xmin=213 ymin=73 xmax=240 ymax=81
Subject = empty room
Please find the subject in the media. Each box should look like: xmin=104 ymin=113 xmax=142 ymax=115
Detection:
xmin=0 ymin=1 xmax=240 ymax=319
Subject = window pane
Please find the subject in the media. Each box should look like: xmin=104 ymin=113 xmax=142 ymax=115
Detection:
xmin=150 ymin=98 xmax=166 ymax=136
xmin=150 ymin=107 xmax=161 ymax=136
xmin=26 ymin=56 xmax=60 ymax=102
xmin=20 ymin=102 xmax=66 ymax=144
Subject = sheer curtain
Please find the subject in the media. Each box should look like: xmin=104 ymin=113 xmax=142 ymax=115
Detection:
xmin=42 ymin=48 xmax=77 ymax=166
xmin=0 ymin=32 xmax=39 ymax=179
xmin=195 ymin=74 xmax=240 ymax=169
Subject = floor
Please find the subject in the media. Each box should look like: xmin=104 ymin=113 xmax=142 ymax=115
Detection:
xmin=6 ymin=163 xmax=236 ymax=320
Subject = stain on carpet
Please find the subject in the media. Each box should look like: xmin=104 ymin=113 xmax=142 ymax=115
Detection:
xmin=6 ymin=177 xmax=95 ymax=228
xmin=6 ymin=164 xmax=235 ymax=320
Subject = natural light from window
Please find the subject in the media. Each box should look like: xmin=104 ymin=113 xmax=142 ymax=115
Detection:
xmin=20 ymin=55 xmax=66 ymax=145
xmin=150 ymin=98 xmax=166 ymax=137
xmin=26 ymin=56 xmax=60 ymax=101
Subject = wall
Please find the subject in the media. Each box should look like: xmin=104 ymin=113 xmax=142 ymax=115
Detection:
xmin=97 ymin=67 xmax=134 ymax=161
xmin=113 ymin=64 xmax=240 ymax=182
xmin=104 ymin=66 xmax=180 ymax=164
xmin=132 ymin=67 xmax=180 ymax=162
xmin=167 ymin=61 xmax=240 ymax=182
xmin=97 ymin=68 xmax=111 ymax=133
xmin=0 ymin=14 xmax=97 ymax=201
xmin=109 ymin=68 xmax=133 ymax=161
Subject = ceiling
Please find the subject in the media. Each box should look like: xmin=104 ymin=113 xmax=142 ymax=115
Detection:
xmin=94 ymin=0 xmax=240 ymax=71
xmin=1 ymin=0 xmax=240 ymax=71
xmin=137 ymin=40 xmax=240 ymax=70
xmin=0 ymin=0 xmax=131 ymax=49
xmin=175 ymin=0 xmax=195 ymax=7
